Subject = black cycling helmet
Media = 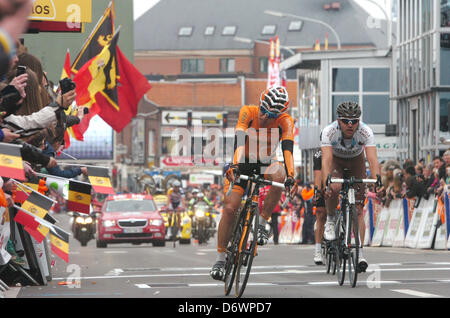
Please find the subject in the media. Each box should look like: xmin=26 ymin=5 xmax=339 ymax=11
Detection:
xmin=336 ymin=101 xmax=361 ymax=119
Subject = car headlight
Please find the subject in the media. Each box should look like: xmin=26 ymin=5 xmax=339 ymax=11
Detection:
xmin=85 ymin=217 xmax=93 ymax=224
xmin=195 ymin=210 xmax=205 ymax=218
xmin=75 ymin=216 xmax=85 ymax=224
xmin=103 ymin=220 xmax=116 ymax=227
xmin=150 ymin=219 xmax=163 ymax=226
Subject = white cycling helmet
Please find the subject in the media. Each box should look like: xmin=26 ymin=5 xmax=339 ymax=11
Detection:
xmin=260 ymin=86 xmax=290 ymax=115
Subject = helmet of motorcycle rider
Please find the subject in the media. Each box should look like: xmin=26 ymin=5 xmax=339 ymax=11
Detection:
xmin=172 ymin=180 xmax=181 ymax=187
xmin=197 ymin=193 xmax=204 ymax=199
xmin=192 ymin=188 xmax=199 ymax=194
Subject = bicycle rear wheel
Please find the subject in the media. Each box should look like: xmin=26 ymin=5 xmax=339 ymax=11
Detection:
xmin=347 ymin=204 xmax=359 ymax=288
xmin=235 ymin=206 xmax=258 ymax=298
xmin=336 ymin=214 xmax=346 ymax=286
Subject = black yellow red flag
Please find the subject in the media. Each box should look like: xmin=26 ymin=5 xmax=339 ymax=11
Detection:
xmin=0 ymin=143 xmax=25 ymax=180
xmin=71 ymin=1 xmax=115 ymax=74
xmin=87 ymin=167 xmax=115 ymax=194
xmin=22 ymin=191 xmax=56 ymax=243
xmin=50 ymin=227 xmax=69 ymax=263
xmin=68 ymin=180 xmax=92 ymax=214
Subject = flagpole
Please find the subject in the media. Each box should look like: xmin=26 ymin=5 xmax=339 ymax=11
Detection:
xmin=57 ymin=163 xmax=110 ymax=170
xmin=34 ymin=173 xmax=92 ymax=186
xmin=12 ymin=179 xmax=58 ymax=205
xmin=59 ymin=151 xmax=78 ymax=160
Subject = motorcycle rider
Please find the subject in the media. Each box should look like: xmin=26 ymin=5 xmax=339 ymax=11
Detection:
xmin=166 ymin=180 xmax=185 ymax=236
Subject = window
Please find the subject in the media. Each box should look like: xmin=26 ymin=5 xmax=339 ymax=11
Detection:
xmin=222 ymin=26 xmax=237 ymax=36
xmin=181 ymin=59 xmax=204 ymax=74
xmin=220 ymin=58 xmax=235 ymax=73
xmin=332 ymin=68 xmax=359 ymax=92
xmin=363 ymin=68 xmax=390 ymax=91
xmin=178 ymin=26 xmax=193 ymax=36
xmin=205 ymin=26 xmax=215 ymax=36
xmin=288 ymin=21 xmax=303 ymax=31
xmin=440 ymin=93 xmax=450 ymax=133
xmin=331 ymin=67 xmax=390 ymax=124
xmin=262 ymin=25 xmax=276 ymax=35
xmin=259 ymin=57 xmax=269 ymax=73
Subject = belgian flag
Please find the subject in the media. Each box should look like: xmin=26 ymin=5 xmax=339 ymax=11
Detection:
xmin=87 ymin=167 xmax=115 ymax=194
xmin=68 ymin=180 xmax=92 ymax=214
xmin=50 ymin=227 xmax=69 ymax=263
xmin=14 ymin=179 xmax=40 ymax=204
xmin=22 ymin=191 xmax=56 ymax=243
xmin=0 ymin=143 xmax=25 ymax=180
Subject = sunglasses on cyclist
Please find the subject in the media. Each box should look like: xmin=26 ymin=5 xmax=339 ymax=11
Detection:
xmin=260 ymin=105 xmax=279 ymax=119
xmin=339 ymin=118 xmax=359 ymax=125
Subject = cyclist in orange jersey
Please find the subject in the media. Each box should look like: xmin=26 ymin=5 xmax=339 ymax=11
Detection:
xmin=210 ymin=86 xmax=298 ymax=281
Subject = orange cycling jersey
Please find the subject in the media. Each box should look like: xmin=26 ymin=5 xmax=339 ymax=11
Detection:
xmin=232 ymin=105 xmax=295 ymax=178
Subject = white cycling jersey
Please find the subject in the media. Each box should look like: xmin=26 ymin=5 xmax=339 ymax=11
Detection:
xmin=320 ymin=121 xmax=375 ymax=159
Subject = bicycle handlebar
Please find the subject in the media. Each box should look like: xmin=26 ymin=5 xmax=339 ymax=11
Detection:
xmin=328 ymin=177 xmax=378 ymax=185
xmin=226 ymin=174 xmax=285 ymax=197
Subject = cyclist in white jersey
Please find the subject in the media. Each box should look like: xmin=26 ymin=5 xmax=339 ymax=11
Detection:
xmin=321 ymin=101 xmax=382 ymax=273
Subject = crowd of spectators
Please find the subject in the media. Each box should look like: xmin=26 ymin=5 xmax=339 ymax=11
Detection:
xmin=377 ymin=151 xmax=450 ymax=208
xmin=0 ymin=0 xmax=90 ymax=267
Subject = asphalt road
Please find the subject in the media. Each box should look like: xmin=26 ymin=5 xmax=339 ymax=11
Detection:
xmin=4 ymin=213 xmax=450 ymax=302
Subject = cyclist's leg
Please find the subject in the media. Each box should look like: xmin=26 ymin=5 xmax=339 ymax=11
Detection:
xmin=349 ymin=153 xmax=368 ymax=271
xmin=324 ymin=158 xmax=342 ymax=240
xmin=261 ymin=162 xmax=286 ymax=220
xmin=211 ymin=179 xmax=244 ymax=280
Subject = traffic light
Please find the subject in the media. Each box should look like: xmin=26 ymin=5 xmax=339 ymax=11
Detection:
xmin=187 ymin=111 xmax=192 ymax=128
xmin=222 ymin=112 xmax=228 ymax=129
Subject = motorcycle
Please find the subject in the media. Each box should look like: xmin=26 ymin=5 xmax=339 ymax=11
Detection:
xmin=191 ymin=201 xmax=217 ymax=244
xmin=68 ymin=211 xmax=96 ymax=247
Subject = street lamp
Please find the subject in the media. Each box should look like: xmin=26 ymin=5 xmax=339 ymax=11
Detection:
xmin=264 ymin=10 xmax=342 ymax=50
xmin=233 ymin=36 xmax=296 ymax=55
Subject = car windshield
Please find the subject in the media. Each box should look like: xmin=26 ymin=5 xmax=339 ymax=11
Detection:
xmin=105 ymin=200 xmax=156 ymax=213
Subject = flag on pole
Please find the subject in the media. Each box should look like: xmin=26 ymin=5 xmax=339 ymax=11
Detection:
xmin=13 ymin=180 xmax=39 ymax=204
xmin=325 ymin=32 xmax=329 ymax=50
xmin=50 ymin=226 xmax=70 ymax=263
xmin=314 ymin=39 xmax=321 ymax=51
xmin=70 ymin=2 xmax=115 ymax=141
xmin=71 ymin=2 xmax=115 ymax=74
xmin=87 ymin=167 xmax=115 ymax=194
xmin=45 ymin=176 xmax=69 ymax=200
xmin=97 ymin=46 xmax=151 ymax=132
xmin=60 ymin=49 xmax=76 ymax=149
xmin=0 ymin=143 xmax=25 ymax=180
xmin=67 ymin=180 xmax=92 ymax=214
xmin=21 ymin=191 xmax=56 ymax=243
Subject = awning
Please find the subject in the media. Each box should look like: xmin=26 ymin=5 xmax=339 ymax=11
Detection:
xmin=29 ymin=0 xmax=92 ymax=23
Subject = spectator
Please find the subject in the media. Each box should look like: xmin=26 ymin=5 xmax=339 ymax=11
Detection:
xmin=301 ymin=182 xmax=315 ymax=244
xmin=405 ymin=166 xmax=425 ymax=199
xmin=433 ymin=156 xmax=446 ymax=180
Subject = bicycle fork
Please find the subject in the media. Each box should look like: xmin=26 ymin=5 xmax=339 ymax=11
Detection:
xmin=345 ymin=188 xmax=356 ymax=249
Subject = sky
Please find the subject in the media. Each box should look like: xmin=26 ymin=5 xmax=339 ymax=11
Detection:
xmin=133 ymin=0 xmax=393 ymax=21
xmin=133 ymin=0 xmax=160 ymax=20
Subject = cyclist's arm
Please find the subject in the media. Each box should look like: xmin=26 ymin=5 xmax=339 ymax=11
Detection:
xmin=280 ymin=116 xmax=295 ymax=178
xmin=232 ymin=106 xmax=252 ymax=164
xmin=365 ymin=146 xmax=381 ymax=178
xmin=321 ymin=146 xmax=333 ymax=187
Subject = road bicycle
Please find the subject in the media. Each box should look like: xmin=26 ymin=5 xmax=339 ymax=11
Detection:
xmin=326 ymin=169 xmax=377 ymax=287
xmin=222 ymin=171 xmax=286 ymax=298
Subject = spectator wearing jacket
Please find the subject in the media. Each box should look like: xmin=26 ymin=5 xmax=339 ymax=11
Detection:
xmin=42 ymin=125 xmax=87 ymax=178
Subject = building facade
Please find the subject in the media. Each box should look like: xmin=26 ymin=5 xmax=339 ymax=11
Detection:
xmin=394 ymin=0 xmax=450 ymax=162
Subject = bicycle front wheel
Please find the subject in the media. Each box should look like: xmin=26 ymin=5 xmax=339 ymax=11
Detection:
xmin=336 ymin=215 xmax=346 ymax=286
xmin=235 ymin=206 xmax=258 ymax=298
xmin=224 ymin=206 xmax=247 ymax=296
xmin=347 ymin=204 xmax=359 ymax=288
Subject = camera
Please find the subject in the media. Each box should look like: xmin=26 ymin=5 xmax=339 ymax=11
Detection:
xmin=16 ymin=65 xmax=26 ymax=77
xmin=59 ymin=77 xmax=76 ymax=94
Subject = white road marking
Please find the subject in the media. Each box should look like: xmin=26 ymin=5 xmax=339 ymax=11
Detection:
xmin=135 ymin=284 xmax=151 ymax=288
xmin=391 ymin=289 xmax=443 ymax=298
xmin=104 ymin=251 xmax=128 ymax=254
